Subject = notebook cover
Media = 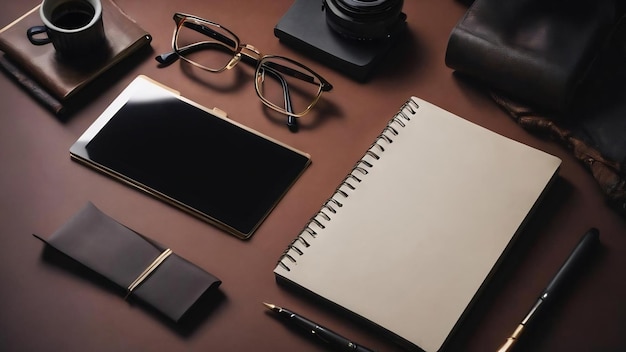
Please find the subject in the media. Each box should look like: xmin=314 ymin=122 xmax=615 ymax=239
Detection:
xmin=0 ymin=0 xmax=151 ymax=110
xmin=274 ymin=97 xmax=561 ymax=351
xmin=35 ymin=202 xmax=222 ymax=322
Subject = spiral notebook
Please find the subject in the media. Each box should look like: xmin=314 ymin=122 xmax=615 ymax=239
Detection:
xmin=273 ymin=97 xmax=562 ymax=352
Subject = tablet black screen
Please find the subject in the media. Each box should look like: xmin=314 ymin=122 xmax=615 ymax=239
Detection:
xmin=79 ymin=88 xmax=310 ymax=238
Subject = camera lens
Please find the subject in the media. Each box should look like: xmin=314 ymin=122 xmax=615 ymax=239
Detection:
xmin=323 ymin=0 xmax=405 ymax=41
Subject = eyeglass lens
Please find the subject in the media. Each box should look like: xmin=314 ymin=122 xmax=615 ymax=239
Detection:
xmin=256 ymin=57 xmax=323 ymax=118
xmin=175 ymin=19 xmax=238 ymax=71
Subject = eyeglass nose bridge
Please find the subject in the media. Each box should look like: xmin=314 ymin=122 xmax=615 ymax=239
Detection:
xmin=226 ymin=44 xmax=261 ymax=70
xmin=240 ymin=44 xmax=262 ymax=61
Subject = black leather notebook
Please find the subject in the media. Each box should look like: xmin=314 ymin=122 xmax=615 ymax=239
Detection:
xmin=35 ymin=202 xmax=222 ymax=322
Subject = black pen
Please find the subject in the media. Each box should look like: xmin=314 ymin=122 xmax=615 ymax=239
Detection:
xmin=497 ymin=228 xmax=600 ymax=352
xmin=263 ymin=302 xmax=375 ymax=352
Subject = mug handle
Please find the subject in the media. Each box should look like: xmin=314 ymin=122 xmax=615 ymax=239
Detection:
xmin=27 ymin=26 xmax=51 ymax=45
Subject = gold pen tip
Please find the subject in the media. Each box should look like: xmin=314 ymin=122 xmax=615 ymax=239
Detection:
xmin=262 ymin=302 xmax=275 ymax=310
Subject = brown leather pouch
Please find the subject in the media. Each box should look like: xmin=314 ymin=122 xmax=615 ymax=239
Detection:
xmin=34 ymin=202 xmax=222 ymax=322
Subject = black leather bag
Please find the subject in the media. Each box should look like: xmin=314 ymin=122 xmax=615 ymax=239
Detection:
xmin=445 ymin=0 xmax=626 ymax=217
xmin=445 ymin=0 xmax=616 ymax=113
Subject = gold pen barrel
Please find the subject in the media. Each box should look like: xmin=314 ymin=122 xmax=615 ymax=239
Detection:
xmin=496 ymin=294 xmax=544 ymax=351
xmin=497 ymin=324 xmax=525 ymax=352
xmin=497 ymin=338 xmax=515 ymax=352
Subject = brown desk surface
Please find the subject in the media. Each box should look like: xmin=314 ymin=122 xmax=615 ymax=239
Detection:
xmin=1 ymin=1 xmax=625 ymax=351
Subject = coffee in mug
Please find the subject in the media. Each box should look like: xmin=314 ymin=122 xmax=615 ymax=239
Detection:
xmin=27 ymin=0 xmax=106 ymax=60
xmin=50 ymin=1 xmax=96 ymax=30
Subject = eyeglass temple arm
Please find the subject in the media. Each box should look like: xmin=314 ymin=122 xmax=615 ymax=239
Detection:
xmin=156 ymin=42 xmax=229 ymax=66
xmin=155 ymin=44 xmax=259 ymax=69
xmin=182 ymin=21 xmax=237 ymax=47
xmin=155 ymin=51 xmax=179 ymax=66
xmin=261 ymin=61 xmax=332 ymax=91
xmin=260 ymin=66 xmax=298 ymax=132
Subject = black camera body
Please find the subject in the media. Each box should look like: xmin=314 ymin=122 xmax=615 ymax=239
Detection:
xmin=274 ymin=0 xmax=406 ymax=81
xmin=323 ymin=0 xmax=405 ymax=41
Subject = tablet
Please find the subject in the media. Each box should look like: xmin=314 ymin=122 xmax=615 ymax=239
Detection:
xmin=70 ymin=76 xmax=311 ymax=239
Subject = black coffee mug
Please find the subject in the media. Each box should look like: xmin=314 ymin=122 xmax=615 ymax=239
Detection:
xmin=26 ymin=0 xmax=105 ymax=59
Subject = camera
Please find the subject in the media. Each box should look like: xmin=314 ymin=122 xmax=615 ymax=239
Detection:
xmin=322 ymin=0 xmax=405 ymax=41
xmin=274 ymin=0 xmax=407 ymax=81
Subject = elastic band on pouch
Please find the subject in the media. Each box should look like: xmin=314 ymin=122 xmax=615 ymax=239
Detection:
xmin=125 ymin=248 xmax=173 ymax=299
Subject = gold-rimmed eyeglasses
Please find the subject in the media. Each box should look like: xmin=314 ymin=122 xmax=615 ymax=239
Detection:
xmin=156 ymin=13 xmax=333 ymax=132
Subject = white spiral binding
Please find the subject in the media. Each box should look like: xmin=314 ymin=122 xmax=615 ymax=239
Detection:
xmin=277 ymin=98 xmax=420 ymax=271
